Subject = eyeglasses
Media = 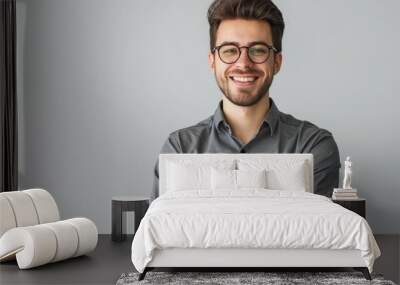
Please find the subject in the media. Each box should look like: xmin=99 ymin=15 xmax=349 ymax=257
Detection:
xmin=212 ymin=43 xmax=277 ymax=64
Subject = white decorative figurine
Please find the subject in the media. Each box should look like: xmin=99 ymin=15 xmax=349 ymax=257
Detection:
xmin=342 ymin=156 xmax=352 ymax=189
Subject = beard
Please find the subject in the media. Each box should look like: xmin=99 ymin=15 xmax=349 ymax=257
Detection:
xmin=215 ymin=68 xmax=274 ymax=107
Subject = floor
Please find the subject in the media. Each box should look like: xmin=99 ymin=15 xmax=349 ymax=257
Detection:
xmin=0 ymin=235 xmax=134 ymax=285
xmin=0 ymin=234 xmax=399 ymax=285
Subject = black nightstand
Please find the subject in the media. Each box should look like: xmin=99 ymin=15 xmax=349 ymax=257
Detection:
xmin=111 ymin=196 xmax=150 ymax=242
xmin=332 ymin=198 xmax=366 ymax=218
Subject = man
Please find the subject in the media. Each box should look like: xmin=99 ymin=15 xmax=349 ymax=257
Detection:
xmin=150 ymin=0 xmax=340 ymax=201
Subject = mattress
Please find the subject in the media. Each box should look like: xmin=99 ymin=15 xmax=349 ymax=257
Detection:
xmin=131 ymin=189 xmax=380 ymax=273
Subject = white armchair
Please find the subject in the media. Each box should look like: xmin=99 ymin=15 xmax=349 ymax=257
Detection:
xmin=0 ymin=188 xmax=98 ymax=269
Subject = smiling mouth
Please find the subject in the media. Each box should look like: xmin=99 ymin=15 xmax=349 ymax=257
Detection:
xmin=229 ymin=76 xmax=259 ymax=86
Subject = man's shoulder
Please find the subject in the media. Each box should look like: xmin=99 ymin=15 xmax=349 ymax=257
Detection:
xmin=169 ymin=115 xmax=212 ymax=137
xmin=277 ymin=110 xmax=338 ymax=156
xmin=279 ymin=110 xmax=333 ymax=138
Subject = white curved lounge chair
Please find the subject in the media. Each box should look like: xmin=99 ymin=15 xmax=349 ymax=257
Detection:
xmin=0 ymin=188 xmax=98 ymax=269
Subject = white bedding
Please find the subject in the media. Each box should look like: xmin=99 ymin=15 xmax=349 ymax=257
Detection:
xmin=131 ymin=189 xmax=380 ymax=273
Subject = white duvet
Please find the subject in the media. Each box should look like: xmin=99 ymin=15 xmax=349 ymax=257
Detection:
xmin=131 ymin=189 xmax=380 ymax=273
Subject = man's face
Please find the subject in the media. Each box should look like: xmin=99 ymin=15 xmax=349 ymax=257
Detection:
xmin=208 ymin=19 xmax=282 ymax=107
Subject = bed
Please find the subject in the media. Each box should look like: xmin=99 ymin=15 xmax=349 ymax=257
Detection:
xmin=131 ymin=154 xmax=381 ymax=281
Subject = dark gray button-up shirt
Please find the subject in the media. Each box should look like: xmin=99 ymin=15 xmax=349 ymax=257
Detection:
xmin=151 ymin=98 xmax=340 ymax=200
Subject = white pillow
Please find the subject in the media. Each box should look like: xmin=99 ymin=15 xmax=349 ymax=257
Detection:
xmin=211 ymin=168 xmax=236 ymax=189
xmin=237 ymin=169 xmax=267 ymax=188
xmin=211 ymin=168 xmax=267 ymax=190
xmin=166 ymin=162 xmax=208 ymax=191
xmin=269 ymin=162 xmax=307 ymax=191
xmin=238 ymin=159 xmax=308 ymax=191
xmin=166 ymin=160 xmax=235 ymax=191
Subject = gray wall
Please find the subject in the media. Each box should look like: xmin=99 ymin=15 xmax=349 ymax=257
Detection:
xmin=16 ymin=0 xmax=400 ymax=234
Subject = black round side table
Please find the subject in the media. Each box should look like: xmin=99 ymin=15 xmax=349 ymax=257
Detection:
xmin=111 ymin=196 xmax=149 ymax=242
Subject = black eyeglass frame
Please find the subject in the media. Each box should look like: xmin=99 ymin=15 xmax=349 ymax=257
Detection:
xmin=212 ymin=43 xmax=278 ymax=64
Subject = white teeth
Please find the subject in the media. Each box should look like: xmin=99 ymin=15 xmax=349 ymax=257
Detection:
xmin=232 ymin=76 xmax=256 ymax=82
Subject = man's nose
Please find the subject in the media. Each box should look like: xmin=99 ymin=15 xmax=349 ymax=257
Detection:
xmin=234 ymin=48 xmax=253 ymax=67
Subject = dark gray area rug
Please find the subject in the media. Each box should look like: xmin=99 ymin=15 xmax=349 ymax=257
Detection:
xmin=116 ymin=271 xmax=396 ymax=285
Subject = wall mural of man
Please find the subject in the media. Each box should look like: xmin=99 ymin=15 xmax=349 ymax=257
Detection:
xmin=151 ymin=0 xmax=340 ymax=201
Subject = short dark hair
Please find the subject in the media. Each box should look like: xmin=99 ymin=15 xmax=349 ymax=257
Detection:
xmin=207 ymin=0 xmax=285 ymax=53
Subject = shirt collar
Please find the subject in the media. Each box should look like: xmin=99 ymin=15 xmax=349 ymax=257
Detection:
xmin=212 ymin=97 xmax=280 ymax=136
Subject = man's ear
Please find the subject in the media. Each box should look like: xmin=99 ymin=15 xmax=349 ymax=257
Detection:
xmin=273 ymin=52 xmax=283 ymax=75
xmin=208 ymin=51 xmax=215 ymax=72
